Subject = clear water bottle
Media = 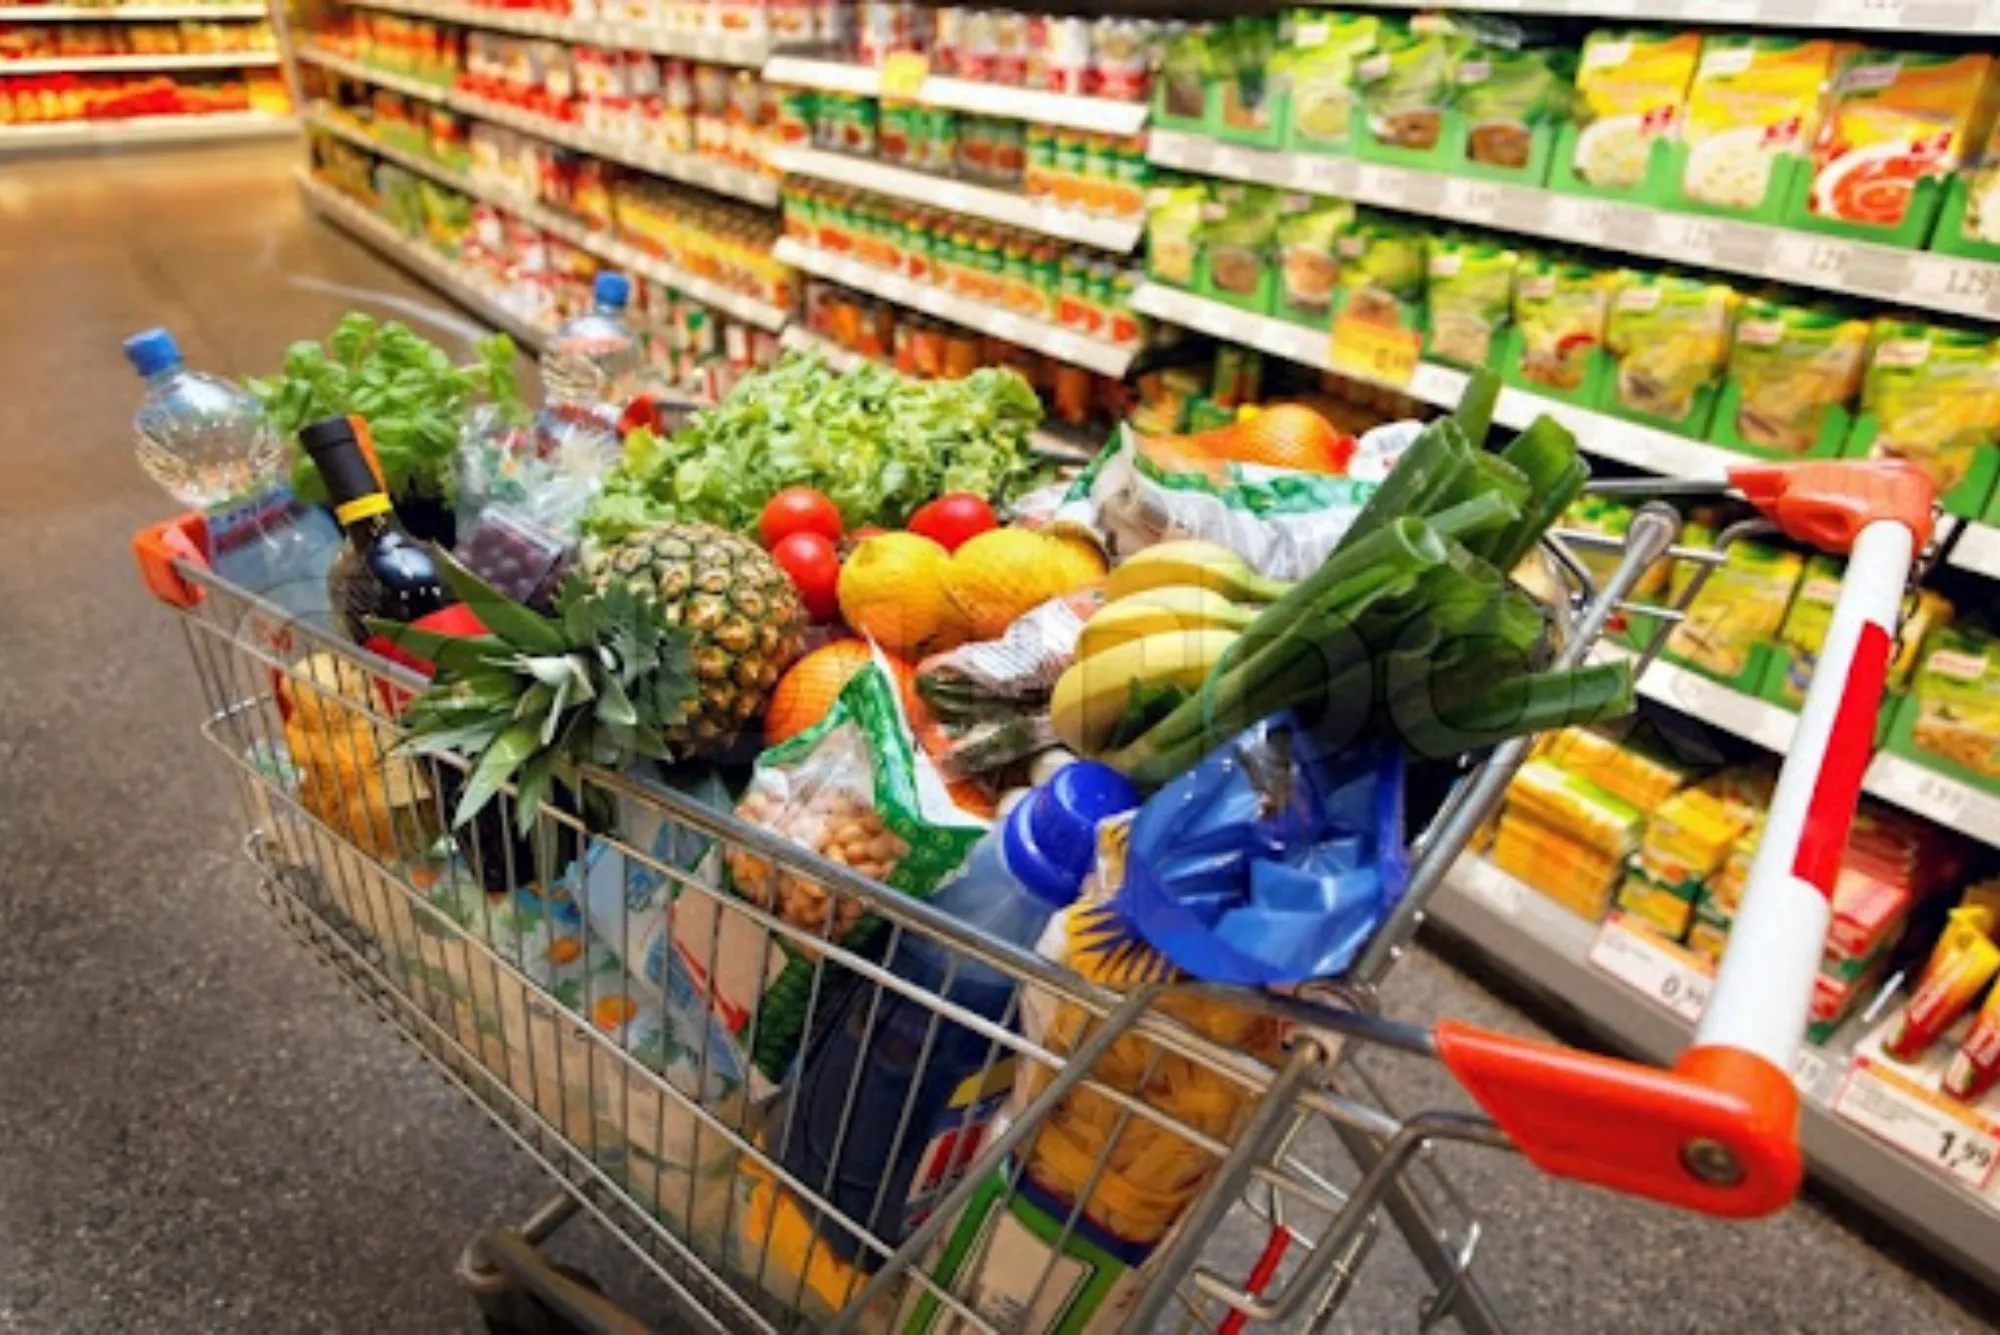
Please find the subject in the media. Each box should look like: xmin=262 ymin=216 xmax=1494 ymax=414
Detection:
xmin=125 ymin=327 xmax=340 ymax=640
xmin=540 ymin=271 xmax=643 ymax=410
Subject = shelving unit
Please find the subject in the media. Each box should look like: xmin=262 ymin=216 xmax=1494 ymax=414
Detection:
xmin=2 ymin=50 xmax=279 ymax=72
xmin=777 ymin=237 xmax=1137 ymax=378
xmin=0 ymin=4 xmax=268 ymax=16
xmin=1950 ymin=522 xmax=2000 ymax=580
xmin=1333 ymin=0 xmax=1998 ymax=31
xmin=296 ymin=45 xmax=449 ymax=102
xmin=769 ymin=145 xmax=1142 ymax=252
xmin=1148 ymin=130 xmax=2000 ymax=325
xmin=307 ymin=108 xmax=791 ymax=330
xmin=762 ymin=55 xmax=1148 ymax=137
xmin=0 ymin=110 xmax=294 ymax=152
xmin=339 ymin=0 xmax=767 ymax=64
xmin=1428 ymin=853 xmax=2000 ymax=1294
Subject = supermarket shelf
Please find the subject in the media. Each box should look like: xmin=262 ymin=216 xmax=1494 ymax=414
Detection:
xmin=1334 ymin=0 xmax=1998 ymax=29
xmin=776 ymin=237 xmax=1136 ymax=378
xmin=761 ymin=56 xmax=1147 ymax=137
xmin=1148 ymin=130 xmax=2000 ymax=326
xmin=1863 ymin=752 xmax=2000 ymax=851
xmin=296 ymin=169 xmax=552 ymax=350
xmin=341 ymin=0 xmax=767 ymax=64
xmin=776 ymin=327 xmax=1099 ymax=462
xmin=1428 ymin=854 xmax=2000 ymax=1294
xmin=0 ymin=4 xmax=268 ymax=16
xmin=769 ymin=145 xmax=1141 ymax=252
xmin=307 ymin=109 xmax=791 ymax=331
xmin=3 ymin=50 xmax=278 ymax=72
xmin=296 ymin=46 xmax=453 ymax=103
xmin=1130 ymin=281 xmax=1739 ymax=480
xmin=1949 ymin=522 xmax=2000 ymax=580
xmin=0 ymin=109 xmax=293 ymax=152
xmin=452 ymin=90 xmax=778 ymax=206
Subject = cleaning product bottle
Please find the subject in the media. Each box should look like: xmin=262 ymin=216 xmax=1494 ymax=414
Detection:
xmin=777 ymin=761 xmax=1139 ymax=1264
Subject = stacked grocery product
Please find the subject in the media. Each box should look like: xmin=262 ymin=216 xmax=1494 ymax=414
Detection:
xmin=797 ymin=1 xmax=1159 ymax=101
xmin=0 ymin=19 xmax=277 ymax=57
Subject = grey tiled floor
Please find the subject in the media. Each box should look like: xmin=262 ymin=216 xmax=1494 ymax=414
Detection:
xmin=0 ymin=142 xmax=1991 ymax=1334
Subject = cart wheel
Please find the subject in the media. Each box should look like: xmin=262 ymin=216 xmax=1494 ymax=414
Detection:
xmin=476 ymin=1264 xmax=604 ymax=1335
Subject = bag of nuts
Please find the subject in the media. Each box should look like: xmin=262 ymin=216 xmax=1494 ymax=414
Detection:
xmin=678 ymin=653 xmax=989 ymax=1089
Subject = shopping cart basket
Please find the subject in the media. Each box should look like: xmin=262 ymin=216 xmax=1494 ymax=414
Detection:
xmin=134 ymin=458 xmax=1935 ymax=1334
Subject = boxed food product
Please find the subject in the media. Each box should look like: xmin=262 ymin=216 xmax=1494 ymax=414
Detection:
xmin=1509 ymin=251 xmax=1610 ymax=396
xmin=1678 ymin=35 xmax=1842 ymax=214
xmin=1640 ymin=787 xmax=1750 ymax=887
xmin=1857 ymin=321 xmax=2000 ymax=515
xmin=1665 ymin=539 xmax=1804 ymax=683
xmin=1537 ymin=726 xmax=1691 ymax=812
xmin=1617 ymin=862 xmax=1699 ymax=941
xmin=1826 ymin=862 xmax=1918 ymax=969
xmin=1493 ymin=810 xmax=1627 ymax=920
xmin=1425 ymin=235 xmax=1517 ymax=369
xmin=1909 ymin=623 xmax=2000 ymax=785
xmin=1720 ymin=296 xmax=1870 ymax=457
xmin=1811 ymin=941 xmax=1893 ymax=1044
xmin=1278 ymin=9 xmax=1381 ymax=153
xmin=1601 ymin=269 xmax=1737 ymax=430
xmin=1807 ymin=48 xmax=1999 ymax=235
xmin=1568 ymin=29 xmax=1701 ymax=192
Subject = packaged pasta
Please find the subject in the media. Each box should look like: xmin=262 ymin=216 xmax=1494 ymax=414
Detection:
xmin=1275 ymin=192 xmax=1356 ymax=321
xmin=1277 ymin=9 xmax=1382 ymax=150
xmin=1452 ymin=16 xmax=1576 ymax=170
xmin=1860 ymin=320 xmax=2000 ymax=498
xmin=1725 ymin=297 xmax=1870 ymax=454
xmin=1511 ymin=251 xmax=1611 ymax=392
xmin=1604 ymin=270 xmax=1738 ymax=423
xmin=1680 ymin=35 xmax=1842 ymax=213
xmin=1426 ymin=235 xmax=1518 ymax=368
xmin=1809 ymin=48 xmax=2000 ymax=231
xmin=1910 ymin=623 xmax=2000 ymax=783
xmin=1571 ymin=29 xmax=1701 ymax=190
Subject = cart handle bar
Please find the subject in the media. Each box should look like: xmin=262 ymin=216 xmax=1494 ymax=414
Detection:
xmin=1436 ymin=460 xmax=1931 ymax=1218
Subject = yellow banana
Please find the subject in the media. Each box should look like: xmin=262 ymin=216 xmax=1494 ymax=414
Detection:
xmin=1100 ymin=540 xmax=1290 ymax=605
xmin=1078 ymin=586 xmax=1259 ymax=661
xmin=1050 ymin=627 xmax=1239 ymax=756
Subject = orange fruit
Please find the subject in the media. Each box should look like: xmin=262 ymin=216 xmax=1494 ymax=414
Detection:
xmin=765 ymin=640 xmax=919 ymax=746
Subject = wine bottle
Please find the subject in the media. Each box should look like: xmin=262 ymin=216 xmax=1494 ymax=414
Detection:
xmin=299 ymin=415 xmax=456 ymax=641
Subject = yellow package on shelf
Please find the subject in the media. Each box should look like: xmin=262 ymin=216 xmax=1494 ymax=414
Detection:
xmin=1538 ymin=727 xmax=1694 ymax=813
xmin=1492 ymin=811 xmax=1630 ymax=921
xmin=1617 ymin=861 xmax=1702 ymax=942
xmin=1640 ymin=787 xmax=1752 ymax=888
xmin=1503 ymin=760 xmax=1647 ymax=861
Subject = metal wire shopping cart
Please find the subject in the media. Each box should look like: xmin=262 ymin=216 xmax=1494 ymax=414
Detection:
xmin=134 ymin=458 xmax=1935 ymax=1334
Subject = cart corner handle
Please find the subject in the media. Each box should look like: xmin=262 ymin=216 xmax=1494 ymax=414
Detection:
xmin=1726 ymin=459 xmax=1935 ymax=556
xmin=133 ymin=513 xmax=212 ymax=609
xmin=1434 ymin=1021 xmax=1802 ymax=1219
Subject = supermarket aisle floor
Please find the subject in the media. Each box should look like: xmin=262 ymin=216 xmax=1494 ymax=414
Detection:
xmin=0 ymin=143 xmax=1988 ymax=1334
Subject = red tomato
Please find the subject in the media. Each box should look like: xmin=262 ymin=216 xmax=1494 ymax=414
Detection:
xmin=760 ymin=487 xmax=843 ymax=548
xmin=771 ymin=532 xmax=842 ymax=623
xmin=907 ymin=494 xmax=998 ymax=553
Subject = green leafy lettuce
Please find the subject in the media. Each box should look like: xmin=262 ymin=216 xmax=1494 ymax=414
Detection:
xmin=250 ymin=312 xmax=523 ymax=504
xmin=583 ymin=351 xmax=1051 ymax=541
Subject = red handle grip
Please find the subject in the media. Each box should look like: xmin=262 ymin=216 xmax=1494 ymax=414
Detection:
xmin=133 ymin=512 xmax=212 ymax=609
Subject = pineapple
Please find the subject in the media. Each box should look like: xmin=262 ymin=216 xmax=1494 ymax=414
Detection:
xmin=577 ymin=523 xmax=807 ymax=754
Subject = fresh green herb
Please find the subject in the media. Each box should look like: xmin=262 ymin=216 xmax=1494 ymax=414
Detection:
xmin=250 ymin=312 xmax=523 ymax=504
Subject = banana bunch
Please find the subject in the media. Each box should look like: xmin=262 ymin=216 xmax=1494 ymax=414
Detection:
xmin=1050 ymin=541 xmax=1287 ymax=756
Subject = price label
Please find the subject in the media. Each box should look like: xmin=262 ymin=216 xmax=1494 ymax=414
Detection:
xmin=1355 ymin=164 xmax=1415 ymax=209
xmin=1909 ymin=259 xmax=2000 ymax=310
xmin=1587 ymin=912 xmax=1713 ymax=1026
xmin=880 ymin=51 xmax=930 ymax=99
xmin=1328 ymin=314 xmax=1421 ymax=389
xmin=1770 ymin=233 xmax=1847 ymax=284
xmin=1834 ymin=1058 xmax=2000 ymax=1190
xmin=1816 ymin=0 xmax=1908 ymax=23
xmin=1295 ymin=153 xmax=1358 ymax=197
xmin=1442 ymin=177 xmax=1500 ymax=221
xmin=1464 ymin=860 xmax=1525 ymax=917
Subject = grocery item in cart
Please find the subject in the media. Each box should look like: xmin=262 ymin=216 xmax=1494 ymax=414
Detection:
xmin=1603 ymin=269 xmax=1738 ymax=423
xmin=1809 ymin=48 xmax=1999 ymax=231
xmin=300 ymin=415 xmax=458 ymax=644
xmin=540 ymin=270 xmax=645 ymax=413
xmin=1724 ymin=297 xmax=1870 ymax=454
xmin=1858 ymin=320 xmax=2000 ymax=498
xmin=1571 ymin=28 xmax=1700 ymax=190
xmin=278 ymin=650 xmax=437 ymax=863
xmin=1679 ymin=35 xmax=1840 ymax=213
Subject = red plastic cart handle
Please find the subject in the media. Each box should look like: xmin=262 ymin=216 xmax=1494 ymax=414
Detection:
xmin=1439 ymin=462 xmax=1933 ymax=1218
xmin=134 ymin=512 xmax=212 ymax=610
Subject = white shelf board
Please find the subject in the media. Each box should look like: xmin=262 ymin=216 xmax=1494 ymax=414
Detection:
xmin=307 ymin=108 xmax=791 ymax=331
xmin=761 ymin=56 xmax=1146 ymax=136
xmin=1861 ymin=752 xmax=2000 ymax=851
xmin=0 ymin=109 xmax=292 ymax=151
xmin=1949 ymin=521 xmax=2000 ymax=581
xmin=1148 ymin=129 xmax=2000 ymax=326
xmin=3 ymin=49 xmax=277 ymax=72
xmin=341 ymin=0 xmax=767 ymax=64
xmin=0 ymin=4 xmax=268 ymax=17
xmin=296 ymin=169 xmax=552 ymax=350
xmin=1331 ymin=0 xmax=1997 ymax=30
xmin=1429 ymin=854 xmax=2000 ymax=1293
xmin=777 ymin=237 xmax=1136 ymax=378
xmin=296 ymin=46 xmax=452 ymax=103
xmin=769 ymin=145 xmax=1140 ymax=252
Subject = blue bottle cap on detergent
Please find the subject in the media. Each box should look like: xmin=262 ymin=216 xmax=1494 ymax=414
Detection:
xmin=593 ymin=271 xmax=632 ymax=310
xmin=124 ymin=327 xmax=183 ymax=377
xmin=1002 ymin=761 xmax=1141 ymax=909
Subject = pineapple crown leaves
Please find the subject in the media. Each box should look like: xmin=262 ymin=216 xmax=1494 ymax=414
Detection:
xmin=369 ymin=556 xmax=697 ymax=836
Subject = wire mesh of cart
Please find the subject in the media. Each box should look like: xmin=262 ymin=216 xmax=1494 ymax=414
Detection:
xmin=134 ymin=458 xmax=1937 ymax=1335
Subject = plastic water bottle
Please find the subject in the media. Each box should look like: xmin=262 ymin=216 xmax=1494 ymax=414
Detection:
xmin=125 ymin=327 xmax=339 ymax=640
xmin=780 ymin=762 xmax=1140 ymax=1262
xmin=540 ymin=271 xmax=643 ymax=409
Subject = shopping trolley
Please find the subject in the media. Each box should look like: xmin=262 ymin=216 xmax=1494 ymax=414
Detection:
xmin=134 ymin=458 xmax=1935 ymax=1334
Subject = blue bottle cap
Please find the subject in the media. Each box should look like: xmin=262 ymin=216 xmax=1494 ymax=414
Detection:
xmin=123 ymin=327 xmax=182 ymax=377
xmin=593 ymin=272 xmax=632 ymax=310
xmin=1003 ymin=762 xmax=1141 ymax=909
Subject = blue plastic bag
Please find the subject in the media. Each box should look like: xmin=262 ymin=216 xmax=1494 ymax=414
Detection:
xmin=1106 ymin=714 xmax=1408 ymax=985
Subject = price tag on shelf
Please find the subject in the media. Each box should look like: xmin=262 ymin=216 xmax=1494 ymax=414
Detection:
xmin=880 ymin=51 xmax=930 ymax=99
xmin=1442 ymin=177 xmax=1501 ymax=222
xmin=1586 ymin=912 xmax=1712 ymax=1026
xmin=1327 ymin=315 xmax=1421 ymax=389
xmin=1463 ymin=859 xmax=1525 ymax=918
xmin=1769 ymin=233 xmax=1848 ymax=286
xmin=1907 ymin=257 xmax=2000 ymax=312
xmin=1815 ymin=0 xmax=1910 ymax=24
xmin=1834 ymin=1057 xmax=2000 ymax=1191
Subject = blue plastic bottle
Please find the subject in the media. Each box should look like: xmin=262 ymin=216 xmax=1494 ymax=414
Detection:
xmin=778 ymin=762 xmax=1140 ymax=1264
xmin=125 ymin=327 xmax=339 ymax=642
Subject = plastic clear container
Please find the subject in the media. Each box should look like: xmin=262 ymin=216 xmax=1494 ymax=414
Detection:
xmin=540 ymin=271 xmax=643 ymax=409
